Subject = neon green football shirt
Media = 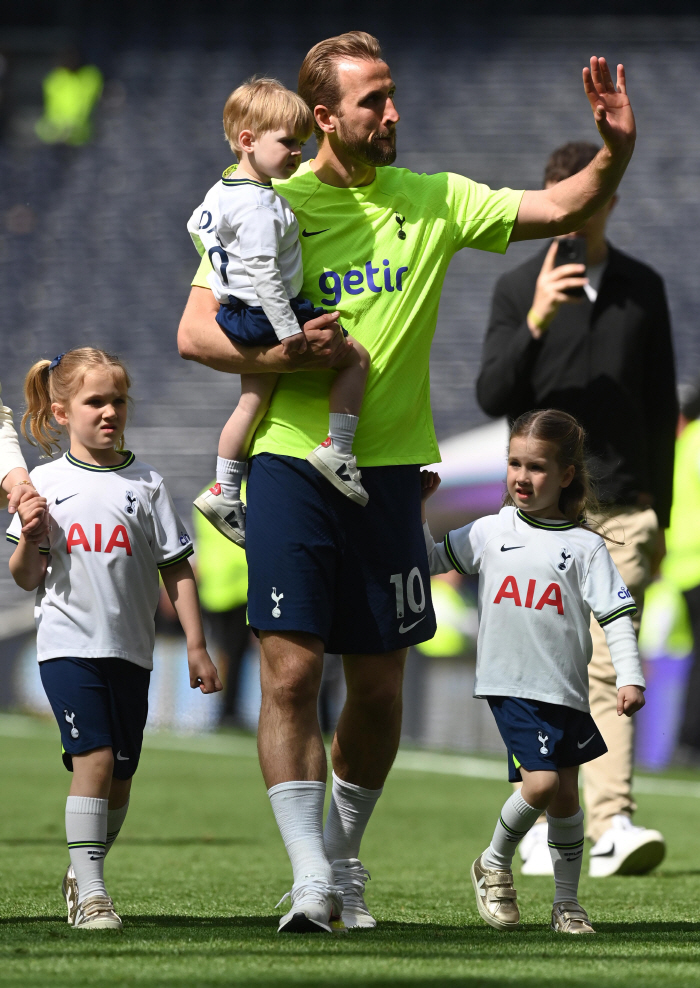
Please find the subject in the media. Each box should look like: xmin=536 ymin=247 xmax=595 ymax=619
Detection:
xmin=191 ymin=162 xmax=523 ymax=466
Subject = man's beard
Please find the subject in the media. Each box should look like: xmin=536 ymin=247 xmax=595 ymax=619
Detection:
xmin=336 ymin=118 xmax=397 ymax=166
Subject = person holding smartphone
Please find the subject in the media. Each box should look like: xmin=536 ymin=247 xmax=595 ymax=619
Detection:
xmin=476 ymin=140 xmax=677 ymax=880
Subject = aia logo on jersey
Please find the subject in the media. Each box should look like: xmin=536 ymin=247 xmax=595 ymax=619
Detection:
xmin=494 ymin=576 xmax=564 ymax=616
xmin=66 ymin=523 xmax=132 ymax=556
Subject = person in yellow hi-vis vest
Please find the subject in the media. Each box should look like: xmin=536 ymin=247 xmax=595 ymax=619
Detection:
xmin=192 ymin=484 xmax=249 ymax=726
xmin=663 ymin=385 xmax=700 ymax=764
xmin=35 ymin=50 xmax=103 ymax=146
xmin=415 ymin=572 xmax=476 ymax=660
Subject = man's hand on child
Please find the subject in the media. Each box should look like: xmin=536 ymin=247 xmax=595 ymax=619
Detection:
xmin=281 ymin=331 xmax=308 ymax=356
xmin=188 ymin=647 xmax=223 ymax=694
xmin=617 ymin=685 xmax=645 ymax=717
xmin=420 ymin=470 xmax=441 ymax=502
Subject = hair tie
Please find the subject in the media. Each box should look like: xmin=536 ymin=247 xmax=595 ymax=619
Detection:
xmin=48 ymin=353 xmax=65 ymax=372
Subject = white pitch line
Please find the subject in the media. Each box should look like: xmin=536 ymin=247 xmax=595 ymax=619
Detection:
xmin=2 ymin=714 xmax=699 ymax=799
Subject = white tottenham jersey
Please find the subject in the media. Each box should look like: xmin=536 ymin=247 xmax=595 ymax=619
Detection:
xmin=7 ymin=451 xmax=193 ymax=669
xmin=425 ymin=506 xmax=645 ymax=711
xmin=187 ymin=170 xmax=304 ymax=341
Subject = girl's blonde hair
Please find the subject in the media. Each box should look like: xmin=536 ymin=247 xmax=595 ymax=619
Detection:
xmin=22 ymin=347 xmax=131 ymax=456
xmin=504 ymin=409 xmax=601 ymax=529
xmin=222 ymin=77 xmax=313 ymax=158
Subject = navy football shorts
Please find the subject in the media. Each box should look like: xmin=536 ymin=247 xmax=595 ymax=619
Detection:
xmin=487 ymin=695 xmax=608 ymax=782
xmin=40 ymin=657 xmax=150 ymax=780
xmin=217 ymin=295 xmax=345 ymax=347
xmin=246 ymin=453 xmax=437 ymax=654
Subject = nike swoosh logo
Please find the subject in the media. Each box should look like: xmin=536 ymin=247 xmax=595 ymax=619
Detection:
xmin=577 ymin=734 xmax=596 ymax=749
xmin=302 ymin=228 xmax=330 ymax=237
xmin=116 ymin=751 xmax=129 ymax=761
xmin=501 ymin=544 xmax=525 ymax=552
xmin=399 ymin=617 xmax=426 ymax=634
xmin=56 ymin=494 xmax=78 ymax=504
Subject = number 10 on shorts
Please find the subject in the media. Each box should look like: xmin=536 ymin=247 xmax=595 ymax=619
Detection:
xmin=390 ymin=568 xmax=426 ymax=619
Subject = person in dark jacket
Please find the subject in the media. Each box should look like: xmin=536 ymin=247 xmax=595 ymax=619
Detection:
xmin=477 ymin=141 xmax=676 ymax=879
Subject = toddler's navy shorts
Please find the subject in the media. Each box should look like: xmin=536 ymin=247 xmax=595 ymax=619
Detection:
xmin=217 ymin=294 xmax=335 ymax=347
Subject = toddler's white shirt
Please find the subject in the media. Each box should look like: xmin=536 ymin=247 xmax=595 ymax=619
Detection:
xmin=7 ymin=451 xmax=193 ymax=669
xmin=188 ymin=173 xmax=304 ymax=341
xmin=424 ymin=506 xmax=645 ymax=712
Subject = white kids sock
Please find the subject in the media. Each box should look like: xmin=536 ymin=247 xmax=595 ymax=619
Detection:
xmin=329 ymin=414 xmax=358 ymax=456
xmin=268 ymin=781 xmax=333 ymax=885
xmin=481 ymin=790 xmax=542 ymax=871
xmin=216 ymin=457 xmax=245 ymax=500
xmin=547 ymin=809 xmax=585 ymax=904
xmin=324 ymin=771 xmax=383 ymax=862
xmin=105 ymin=799 xmax=130 ymax=854
xmin=66 ymin=796 xmax=109 ymax=903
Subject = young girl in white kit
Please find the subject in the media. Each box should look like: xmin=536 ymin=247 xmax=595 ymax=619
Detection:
xmin=421 ymin=409 xmax=646 ymax=935
xmin=7 ymin=348 xmax=221 ymax=930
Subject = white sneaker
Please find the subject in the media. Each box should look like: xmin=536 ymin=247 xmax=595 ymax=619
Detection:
xmin=520 ymin=822 xmax=554 ymax=876
xmin=62 ymin=864 xmax=79 ymax=925
xmin=306 ymin=440 xmax=369 ymax=506
xmin=589 ymin=814 xmax=666 ymax=877
xmin=276 ymin=877 xmax=344 ymax=934
xmin=331 ymin=858 xmax=376 ymax=929
xmin=73 ymin=894 xmax=122 ymax=930
xmin=193 ymin=484 xmax=246 ymax=546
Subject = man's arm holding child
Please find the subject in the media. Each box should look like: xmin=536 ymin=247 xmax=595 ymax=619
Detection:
xmin=160 ymin=559 xmax=223 ymax=694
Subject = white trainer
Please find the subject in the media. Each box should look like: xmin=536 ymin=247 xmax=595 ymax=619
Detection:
xmin=589 ymin=814 xmax=666 ymax=877
xmin=73 ymin=894 xmax=122 ymax=930
xmin=520 ymin=821 xmax=554 ymax=876
xmin=276 ymin=877 xmax=344 ymax=934
xmin=306 ymin=440 xmax=369 ymax=507
xmin=193 ymin=484 xmax=246 ymax=546
xmin=62 ymin=864 xmax=79 ymax=925
xmin=331 ymin=858 xmax=376 ymax=929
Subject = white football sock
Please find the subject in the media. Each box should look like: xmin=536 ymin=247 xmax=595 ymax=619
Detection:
xmin=324 ymin=771 xmax=382 ymax=863
xmin=268 ymin=781 xmax=333 ymax=885
xmin=66 ymin=796 xmax=108 ymax=903
xmin=481 ymin=790 xmax=542 ymax=870
xmin=328 ymin=414 xmax=358 ymax=456
xmin=547 ymin=808 xmax=585 ymax=904
xmin=105 ymin=799 xmax=129 ymax=854
xmin=216 ymin=457 xmax=245 ymax=500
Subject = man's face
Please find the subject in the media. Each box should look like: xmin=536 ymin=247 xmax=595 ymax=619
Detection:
xmin=330 ymin=58 xmax=399 ymax=166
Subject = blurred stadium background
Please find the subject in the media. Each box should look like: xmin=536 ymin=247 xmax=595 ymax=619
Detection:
xmin=1 ymin=0 xmax=699 ymax=762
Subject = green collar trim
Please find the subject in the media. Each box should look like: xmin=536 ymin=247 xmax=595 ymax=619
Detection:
xmin=66 ymin=450 xmax=135 ymax=472
xmin=516 ymin=509 xmax=576 ymax=531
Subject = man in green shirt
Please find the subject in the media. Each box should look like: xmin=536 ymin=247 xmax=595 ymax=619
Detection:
xmin=178 ymin=31 xmax=637 ymax=933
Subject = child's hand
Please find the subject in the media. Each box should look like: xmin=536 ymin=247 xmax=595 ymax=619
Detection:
xmin=18 ymin=495 xmax=49 ymax=544
xmin=188 ymin=646 xmax=223 ymax=694
xmin=281 ymin=331 xmax=308 ymax=356
xmin=421 ymin=470 xmax=441 ymax=502
xmin=617 ymin=685 xmax=645 ymax=717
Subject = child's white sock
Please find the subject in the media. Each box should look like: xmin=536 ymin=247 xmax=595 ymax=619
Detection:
xmin=216 ymin=457 xmax=245 ymax=500
xmin=66 ymin=796 xmax=108 ymax=903
xmin=323 ymin=771 xmax=383 ymax=862
xmin=105 ymin=799 xmax=130 ymax=854
xmin=268 ymin=781 xmax=333 ymax=884
xmin=329 ymin=414 xmax=358 ymax=456
xmin=481 ymin=790 xmax=542 ymax=870
xmin=547 ymin=808 xmax=585 ymax=904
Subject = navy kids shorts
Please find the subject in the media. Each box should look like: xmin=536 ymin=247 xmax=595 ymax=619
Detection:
xmin=217 ymin=294 xmax=345 ymax=347
xmin=246 ymin=453 xmax=437 ymax=654
xmin=488 ymin=695 xmax=608 ymax=782
xmin=40 ymin=656 xmax=150 ymax=779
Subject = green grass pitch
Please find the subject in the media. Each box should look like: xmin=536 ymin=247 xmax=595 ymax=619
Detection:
xmin=1 ymin=714 xmax=699 ymax=988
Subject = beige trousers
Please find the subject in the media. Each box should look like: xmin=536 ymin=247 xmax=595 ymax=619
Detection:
xmin=582 ymin=506 xmax=659 ymax=841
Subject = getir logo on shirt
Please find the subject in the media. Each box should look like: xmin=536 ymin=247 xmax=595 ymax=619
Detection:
xmin=318 ymin=260 xmax=409 ymax=306
xmin=66 ymin=523 xmax=132 ymax=556
xmin=493 ymin=576 xmax=564 ymax=616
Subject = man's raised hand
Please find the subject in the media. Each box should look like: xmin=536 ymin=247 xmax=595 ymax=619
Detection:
xmin=583 ymin=57 xmax=636 ymax=160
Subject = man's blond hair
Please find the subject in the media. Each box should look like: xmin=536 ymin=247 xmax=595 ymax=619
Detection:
xmin=222 ymin=77 xmax=313 ymax=158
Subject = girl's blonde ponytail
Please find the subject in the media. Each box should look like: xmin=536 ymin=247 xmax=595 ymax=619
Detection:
xmin=21 ymin=360 xmax=61 ymax=455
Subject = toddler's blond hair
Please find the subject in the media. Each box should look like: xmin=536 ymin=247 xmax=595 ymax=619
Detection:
xmin=223 ymin=77 xmax=313 ymax=158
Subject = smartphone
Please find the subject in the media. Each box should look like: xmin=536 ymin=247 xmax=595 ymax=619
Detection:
xmin=554 ymin=238 xmax=587 ymax=298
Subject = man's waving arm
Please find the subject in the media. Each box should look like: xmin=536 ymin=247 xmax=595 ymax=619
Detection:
xmin=511 ymin=57 xmax=635 ymax=242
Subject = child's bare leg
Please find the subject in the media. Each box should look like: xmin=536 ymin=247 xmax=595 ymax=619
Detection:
xmin=66 ymin=748 xmax=114 ymax=905
xmin=327 ymin=338 xmax=370 ymax=454
xmin=546 ymin=766 xmax=587 ymax=918
xmin=105 ymin=777 xmax=132 ymax=856
xmin=216 ymin=373 xmax=278 ymax=498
